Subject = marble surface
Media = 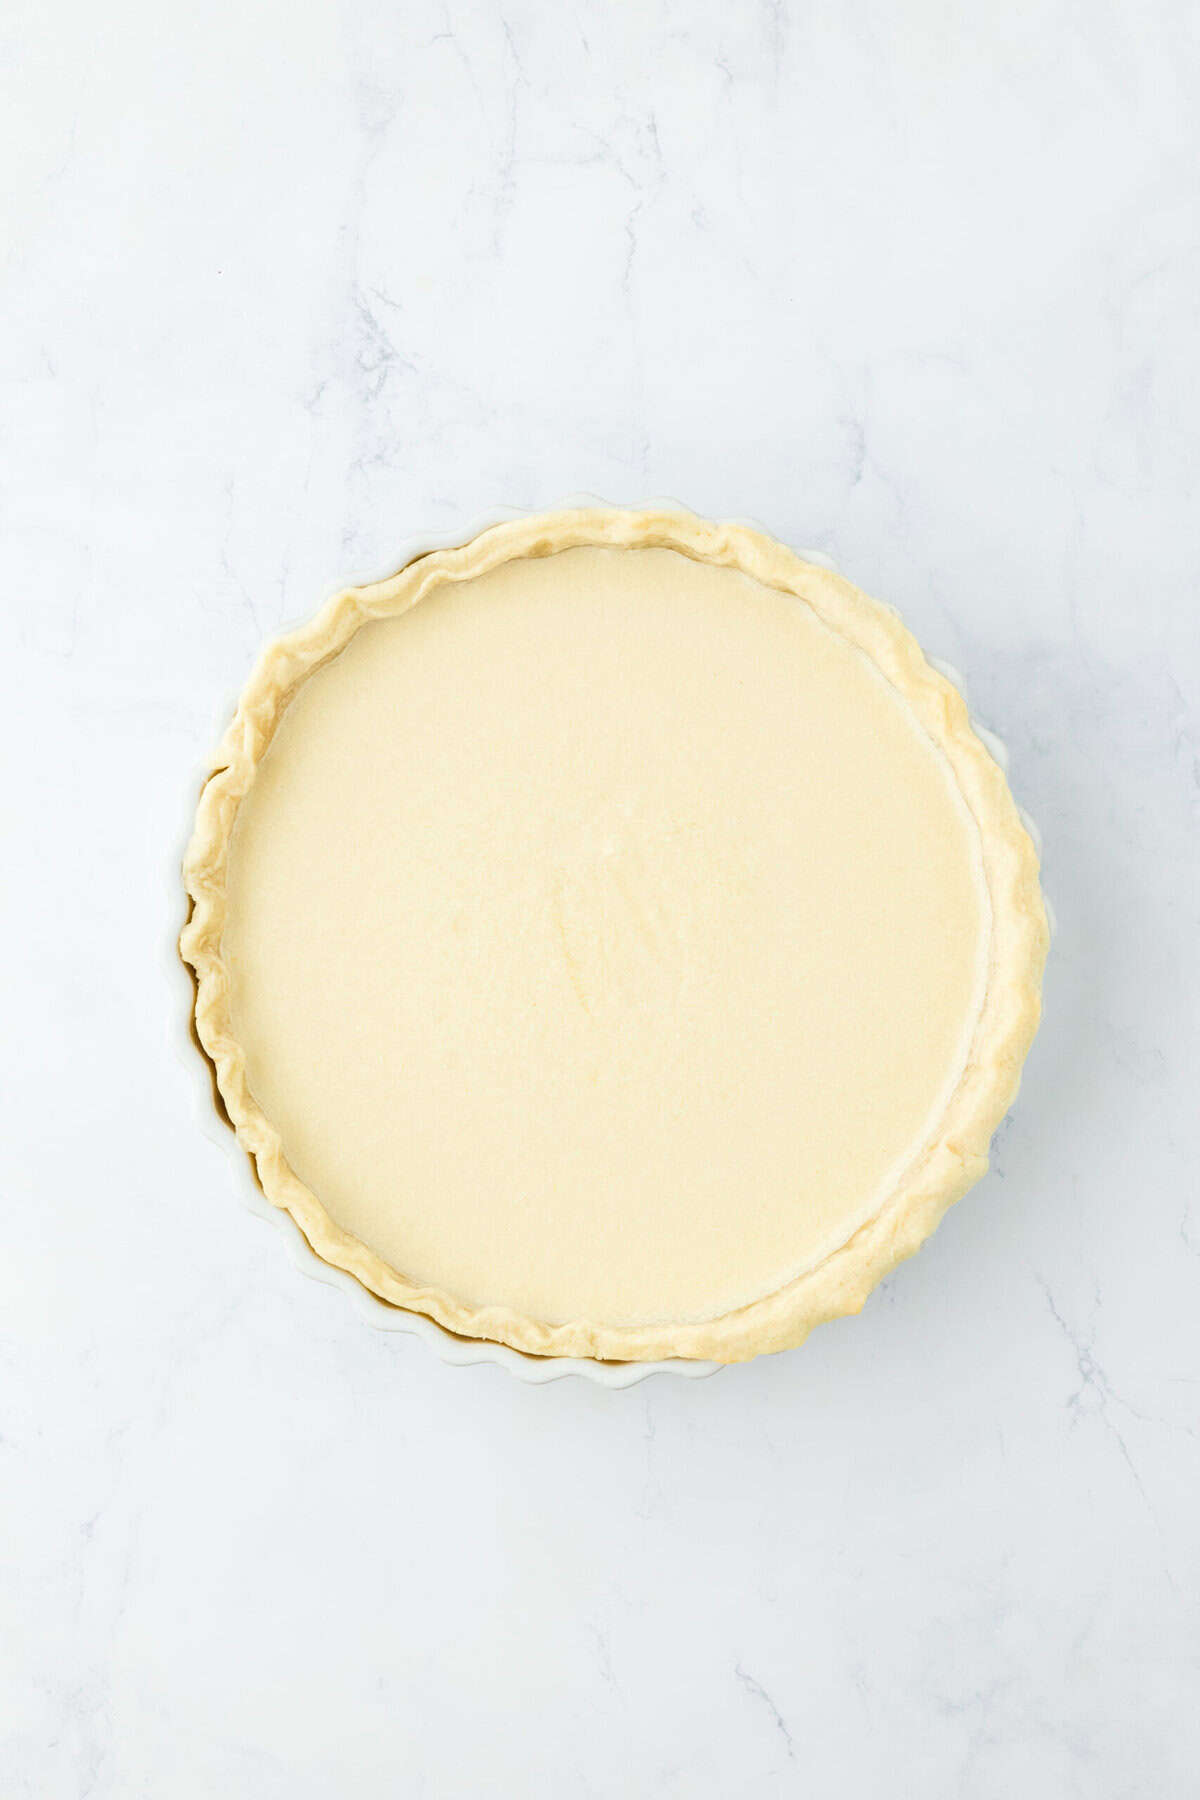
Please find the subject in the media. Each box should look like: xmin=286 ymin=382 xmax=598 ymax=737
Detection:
xmin=3 ymin=2 xmax=1199 ymax=1794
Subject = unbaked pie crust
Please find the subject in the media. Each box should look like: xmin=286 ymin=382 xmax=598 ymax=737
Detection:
xmin=181 ymin=507 xmax=1047 ymax=1363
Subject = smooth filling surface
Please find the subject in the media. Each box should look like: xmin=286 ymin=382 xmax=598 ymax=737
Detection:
xmin=224 ymin=546 xmax=989 ymax=1326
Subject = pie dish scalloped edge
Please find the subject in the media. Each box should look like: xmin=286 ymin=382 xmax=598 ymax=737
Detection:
xmin=178 ymin=501 xmax=1049 ymax=1371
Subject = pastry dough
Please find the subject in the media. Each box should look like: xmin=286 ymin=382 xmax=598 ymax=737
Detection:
xmin=181 ymin=509 xmax=1046 ymax=1362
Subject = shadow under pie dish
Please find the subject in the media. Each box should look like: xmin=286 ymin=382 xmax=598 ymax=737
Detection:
xmin=180 ymin=506 xmax=1048 ymax=1365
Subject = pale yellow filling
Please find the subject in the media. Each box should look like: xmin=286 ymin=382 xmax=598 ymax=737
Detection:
xmin=224 ymin=546 xmax=988 ymax=1327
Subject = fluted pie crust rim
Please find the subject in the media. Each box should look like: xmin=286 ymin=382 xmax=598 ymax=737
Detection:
xmin=180 ymin=507 xmax=1047 ymax=1364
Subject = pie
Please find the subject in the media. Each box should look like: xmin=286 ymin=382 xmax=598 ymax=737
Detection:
xmin=181 ymin=507 xmax=1047 ymax=1363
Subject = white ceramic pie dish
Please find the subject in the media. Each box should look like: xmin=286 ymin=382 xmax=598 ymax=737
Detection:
xmin=174 ymin=497 xmax=1050 ymax=1386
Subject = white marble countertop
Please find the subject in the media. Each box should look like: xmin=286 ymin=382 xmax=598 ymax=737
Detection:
xmin=3 ymin=2 xmax=1198 ymax=1794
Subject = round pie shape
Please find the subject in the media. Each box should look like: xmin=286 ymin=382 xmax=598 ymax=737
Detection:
xmin=181 ymin=508 xmax=1047 ymax=1363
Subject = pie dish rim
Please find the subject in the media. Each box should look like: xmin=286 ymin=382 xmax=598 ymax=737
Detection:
xmin=179 ymin=503 xmax=1048 ymax=1365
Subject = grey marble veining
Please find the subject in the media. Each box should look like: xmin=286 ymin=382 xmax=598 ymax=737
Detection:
xmin=2 ymin=2 xmax=1198 ymax=1795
